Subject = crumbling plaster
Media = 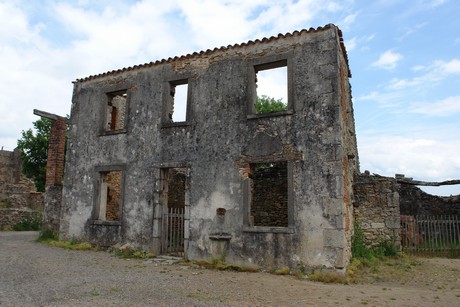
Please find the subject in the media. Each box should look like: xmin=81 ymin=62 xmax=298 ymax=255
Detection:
xmin=60 ymin=25 xmax=358 ymax=270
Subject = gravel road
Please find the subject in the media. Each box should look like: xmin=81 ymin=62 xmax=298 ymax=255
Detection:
xmin=1 ymin=231 xmax=459 ymax=306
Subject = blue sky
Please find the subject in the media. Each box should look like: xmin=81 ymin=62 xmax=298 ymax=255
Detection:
xmin=0 ymin=0 xmax=459 ymax=195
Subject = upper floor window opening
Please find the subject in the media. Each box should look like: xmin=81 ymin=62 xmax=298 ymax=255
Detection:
xmin=106 ymin=90 xmax=127 ymax=131
xmin=168 ymin=80 xmax=189 ymax=123
xmin=254 ymin=60 xmax=288 ymax=115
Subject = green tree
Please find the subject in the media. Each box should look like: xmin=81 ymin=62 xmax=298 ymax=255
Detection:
xmin=256 ymin=95 xmax=288 ymax=114
xmin=17 ymin=118 xmax=52 ymax=192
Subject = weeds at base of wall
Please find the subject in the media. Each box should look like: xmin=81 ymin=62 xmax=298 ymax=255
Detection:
xmin=12 ymin=214 xmax=42 ymax=231
xmin=352 ymin=223 xmax=399 ymax=259
xmin=189 ymin=258 xmax=260 ymax=273
xmin=37 ymin=235 xmax=95 ymax=251
xmin=36 ymin=228 xmax=58 ymax=241
xmin=113 ymin=248 xmax=155 ymax=259
xmin=307 ymin=224 xmax=415 ymax=284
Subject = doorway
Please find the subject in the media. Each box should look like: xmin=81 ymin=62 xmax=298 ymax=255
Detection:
xmin=160 ymin=167 xmax=187 ymax=256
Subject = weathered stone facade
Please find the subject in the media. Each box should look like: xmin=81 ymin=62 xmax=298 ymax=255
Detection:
xmin=60 ymin=24 xmax=359 ymax=270
xmin=0 ymin=149 xmax=43 ymax=230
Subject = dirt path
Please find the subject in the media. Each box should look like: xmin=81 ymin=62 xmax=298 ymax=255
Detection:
xmin=0 ymin=231 xmax=459 ymax=306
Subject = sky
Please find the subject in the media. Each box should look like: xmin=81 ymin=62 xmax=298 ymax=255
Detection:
xmin=0 ymin=0 xmax=459 ymax=196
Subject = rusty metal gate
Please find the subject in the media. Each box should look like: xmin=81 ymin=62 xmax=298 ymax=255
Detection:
xmin=401 ymin=215 xmax=460 ymax=257
xmin=161 ymin=207 xmax=185 ymax=256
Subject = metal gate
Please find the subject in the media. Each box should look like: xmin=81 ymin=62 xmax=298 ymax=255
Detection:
xmin=401 ymin=215 xmax=460 ymax=257
xmin=161 ymin=207 xmax=185 ymax=256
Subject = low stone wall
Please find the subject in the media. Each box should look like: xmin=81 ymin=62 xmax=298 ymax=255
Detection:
xmin=353 ymin=173 xmax=400 ymax=247
xmin=0 ymin=208 xmax=42 ymax=231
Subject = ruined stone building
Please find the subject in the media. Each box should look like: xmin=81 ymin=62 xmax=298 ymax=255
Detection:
xmin=60 ymin=24 xmax=359 ymax=270
xmin=0 ymin=149 xmax=43 ymax=230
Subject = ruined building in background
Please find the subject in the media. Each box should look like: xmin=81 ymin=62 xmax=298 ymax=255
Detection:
xmin=60 ymin=24 xmax=359 ymax=270
xmin=0 ymin=148 xmax=43 ymax=230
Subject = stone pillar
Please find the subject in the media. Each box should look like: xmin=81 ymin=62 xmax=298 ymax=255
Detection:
xmin=42 ymin=117 xmax=67 ymax=236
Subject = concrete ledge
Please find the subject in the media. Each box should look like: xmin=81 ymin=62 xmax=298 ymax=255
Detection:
xmin=242 ymin=226 xmax=295 ymax=234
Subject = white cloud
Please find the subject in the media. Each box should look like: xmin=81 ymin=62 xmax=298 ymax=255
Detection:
xmin=387 ymin=58 xmax=460 ymax=90
xmin=359 ymin=135 xmax=460 ymax=182
xmin=371 ymin=49 xmax=403 ymax=70
xmin=346 ymin=36 xmax=357 ymax=51
xmin=410 ymin=96 xmax=460 ymax=116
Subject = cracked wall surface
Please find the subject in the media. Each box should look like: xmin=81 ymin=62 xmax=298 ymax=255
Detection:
xmin=60 ymin=24 xmax=359 ymax=270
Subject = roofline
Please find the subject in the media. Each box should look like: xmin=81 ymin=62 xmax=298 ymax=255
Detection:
xmin=74 ymin=23 xmax=350 ymax=83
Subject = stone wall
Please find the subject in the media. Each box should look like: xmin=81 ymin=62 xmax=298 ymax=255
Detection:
xmin=0 ymin=149 xmax=44 ymax=230
xmin=0 ymin=208 xmax=42 ymax=231
xmin=399 ymin=183 xmax=460 ymax=216
xmin=353 ymin=173 xmax=400 ymax=247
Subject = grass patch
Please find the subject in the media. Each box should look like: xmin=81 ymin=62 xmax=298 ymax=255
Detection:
xmin=270 ymin=267 xmax=290 ymax=275
xmin=308 ymin=269 xmax=348 ymax=284
xmin=308 ymin=224 xmax=419 ymax=284
xmin=48 ymin=240 xmax=93 ymax=251
xmin=191 ymin=258 xmax=259 ymax=273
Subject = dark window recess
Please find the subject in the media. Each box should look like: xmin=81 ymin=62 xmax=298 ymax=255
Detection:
xmin=106 ymin=92 xmax=127 ymax=130
xmin=249 ymin=161 xmax=288 ymax=227
xmin=168 ymin=81 xmax=188 ymax=122
xmin=254 ymin=61 xmax=288 ymax=114
xmin=98 ymin=171 xmax=122 ymax=221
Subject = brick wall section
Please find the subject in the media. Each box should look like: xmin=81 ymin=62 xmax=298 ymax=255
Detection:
xmin=105 ymin=171 xmax=121 ymax=221
xmin=42 ymin=118 xmax=66 ymax=235
xmin=353 ymin=173 xmax=401 ymax=247
xmin=251 ymin=162 xmax=288 ymax=227
xmin=45 ymin=118 xmax=66 ymax=187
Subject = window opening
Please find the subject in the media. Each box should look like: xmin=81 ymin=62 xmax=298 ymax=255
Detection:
xmin=248 ymin=161 xmax=288 ymax=227
xmin=160 ymin=168 xmax=186 ymax=256
xmin=255 ymin=61 xmax=288 ymax=114
xmin=168 ymin=81 xmax=188 ymax=122
xmin=98 ymin=170 xmax=122 ymax=221
xmin=106 ymin=91 xmax=127 ymax=131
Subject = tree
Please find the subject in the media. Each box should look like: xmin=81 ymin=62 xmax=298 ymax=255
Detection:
xmin=256 ymin=95 xmax=288 ymax=114
xmin=17 ymin=118 xmax=52 ymax=192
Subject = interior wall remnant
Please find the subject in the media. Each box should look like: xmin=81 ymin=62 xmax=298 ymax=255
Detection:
xmin=99 ymin=171 xmax=121 ymax=221
xmin=249 ymin=161 xmax=288 ymax=227
xmin=107 ymin=92 xmax=127 ymax=130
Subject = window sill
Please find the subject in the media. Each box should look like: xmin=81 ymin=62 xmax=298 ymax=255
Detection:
xmin=161 ymin=121 xmax=191 ymax=128
xmin=243 ymin=226 xmax=295 ymax=234
xmin=91 ymin=220 xmax=121 ymax=226
xmin=99 ymin=129 xmax=127 ymax=136
xmin=247 ymin=109 xmax=294 ymax=120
